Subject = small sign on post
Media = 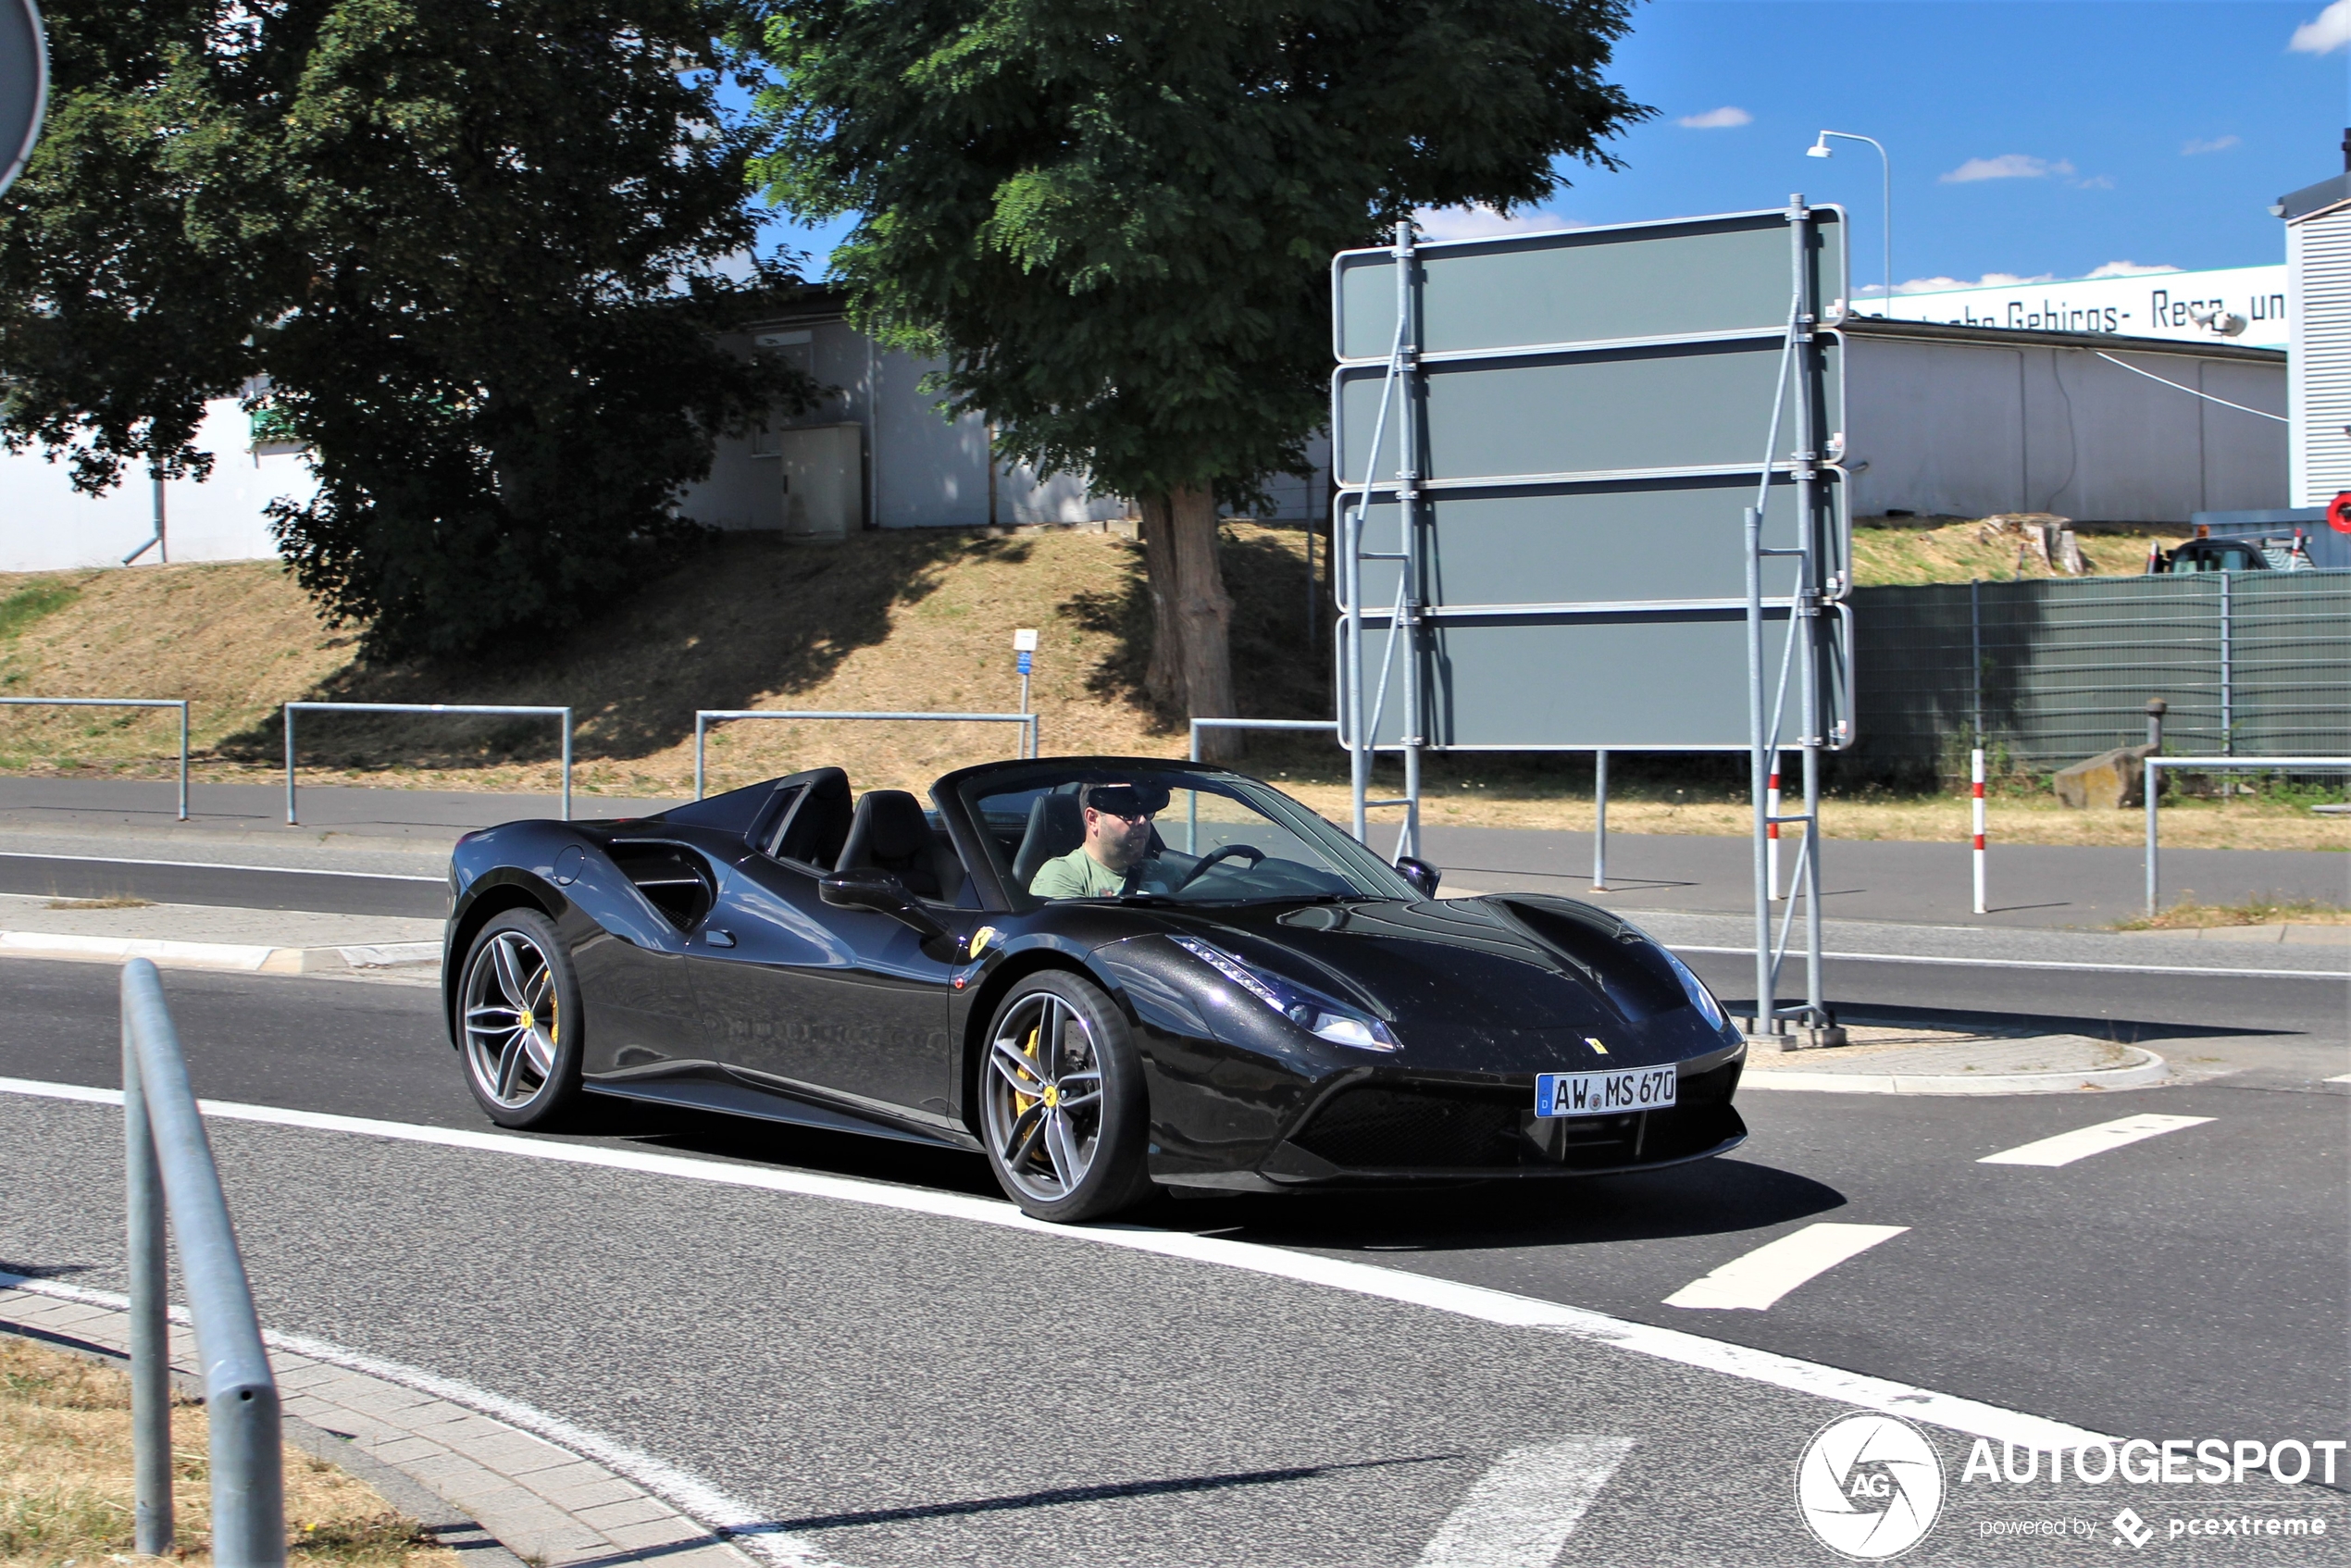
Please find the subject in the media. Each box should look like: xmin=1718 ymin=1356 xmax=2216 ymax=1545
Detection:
xmin=1013 ymin=629 xmax=1039 ymax=753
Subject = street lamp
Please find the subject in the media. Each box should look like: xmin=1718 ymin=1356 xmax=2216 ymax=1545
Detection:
xmin=1808 ymin=131 xmax=1891 ymax=316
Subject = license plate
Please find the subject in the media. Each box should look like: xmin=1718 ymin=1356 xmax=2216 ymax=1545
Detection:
xmin=1535 ymin=1067 xmax=1677 ymax=1118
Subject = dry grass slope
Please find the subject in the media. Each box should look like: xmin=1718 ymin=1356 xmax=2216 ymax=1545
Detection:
xmin=0 ymin=1337 xmax=455 ymax=1568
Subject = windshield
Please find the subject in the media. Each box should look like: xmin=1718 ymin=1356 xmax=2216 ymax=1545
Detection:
xmin=957 ymin=764 xmax=1422 ymax=909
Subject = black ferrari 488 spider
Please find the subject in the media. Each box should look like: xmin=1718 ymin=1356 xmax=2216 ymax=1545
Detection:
xmin=442 ymin=756 xmax=1748 ymax=1221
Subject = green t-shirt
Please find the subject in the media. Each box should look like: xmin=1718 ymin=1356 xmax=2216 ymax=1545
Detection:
xmin=1028 ymin=846 xmax=1163 ymax=900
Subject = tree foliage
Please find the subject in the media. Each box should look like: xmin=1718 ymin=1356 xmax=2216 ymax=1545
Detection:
xmin=751 ymin=0 xmax=1647 ymax=729
xmin=0 ymin=0 xmax=813 ymax=658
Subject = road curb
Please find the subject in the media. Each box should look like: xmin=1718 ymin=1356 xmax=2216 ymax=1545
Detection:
xmin=1741 ymin=1045 xmax=2171 ymax=1096
xmin=0 ymin=928 xmax=439 ymax=977
xmin=0 ymin=1285 xmax=758 ymax=1568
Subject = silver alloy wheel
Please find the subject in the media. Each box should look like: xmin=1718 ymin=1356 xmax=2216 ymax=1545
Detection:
xmin=981 ymin=990 xmax=1104 ymax=1202
xmin=463 ymin=928 xmax=561 ymax=1110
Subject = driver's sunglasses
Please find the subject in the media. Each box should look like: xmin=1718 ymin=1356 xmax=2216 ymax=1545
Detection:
xmin=1085 ymin=788 xmax=1157 ymax=820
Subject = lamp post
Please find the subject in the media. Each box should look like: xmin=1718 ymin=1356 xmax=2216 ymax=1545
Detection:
xmin=1808 ymin=131 xmax=1890 ymax=314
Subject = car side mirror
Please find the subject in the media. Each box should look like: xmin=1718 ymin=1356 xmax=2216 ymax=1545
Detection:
xmin=1394 ymin=855 xmax=1442 ymax=900
xmin=820 ymin=868 xmax=952 ymax=944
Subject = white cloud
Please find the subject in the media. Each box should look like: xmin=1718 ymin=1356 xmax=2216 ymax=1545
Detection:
xmin=2182 ymin=134 xmax=2242 ymax=156
xmin=1941 ymin=154 xmax=2075 ymax=183
xmin=1412 ymin=204 xmax=1581 ymax=242
xmin=2085 ymin=260 xmax=2181 ymax=278
xmin=2290 ymin=0 xmax=2351 ymax=54
xmin=1880 ymin=273 xmax=2058 ymax=295
xmin=1677 ymin=106 xmax=1753 ymax=130
xmin=2073 ymin=173 xmax=2116 ymax=191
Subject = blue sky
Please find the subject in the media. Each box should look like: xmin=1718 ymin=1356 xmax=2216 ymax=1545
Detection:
xmin=757 ymin=1 xmax=2351 ymax=292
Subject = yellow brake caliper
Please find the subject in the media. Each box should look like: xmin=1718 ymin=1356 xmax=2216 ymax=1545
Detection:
xmin=1012 ymin=1022 xmax=1045 ymax=1129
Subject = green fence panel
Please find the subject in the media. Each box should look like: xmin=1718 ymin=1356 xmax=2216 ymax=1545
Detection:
xmin=1848 ymin=569 xmax=2350 ymax=778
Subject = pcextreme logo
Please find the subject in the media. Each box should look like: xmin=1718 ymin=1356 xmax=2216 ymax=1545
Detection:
xmin=1796 ymin=1412 xmax=1947 ymax=1560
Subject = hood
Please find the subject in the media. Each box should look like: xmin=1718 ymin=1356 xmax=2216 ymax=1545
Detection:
xmin=1145 ymin=894 xmax=1710 ymax=1062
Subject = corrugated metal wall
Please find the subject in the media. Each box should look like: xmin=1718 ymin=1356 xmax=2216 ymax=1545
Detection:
xmin=2291 ymin=205 xmax=2351 ymax=504
xmin=1847 ymin=569 xmax=2351 ymax=778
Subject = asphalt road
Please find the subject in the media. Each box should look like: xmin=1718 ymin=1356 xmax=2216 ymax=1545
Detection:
xmin=0 ymin=852 xmax=449 ymax=917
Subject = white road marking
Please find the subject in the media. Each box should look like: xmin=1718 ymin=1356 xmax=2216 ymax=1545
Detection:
xmin=1977 ymin=1114 xmax=2214 ymax=1168
xmin=0 ymin=1270 xmax=850 ymax=1568
xmin=1414 ymin=1437 xmax=1634 ymax=1568
xmin=1662 ymin=1224 xmax=1909 ymax=1313
xmin=2327 ymin=1073 xmax=2351 ymax=1085
xmin=0 ymin=1076 xmax=2111 ymax=1451
xmin=1669 ymin=944 xmax=2345 ymax=982
xmin=0 ymin=850 xmax=445 ymax=882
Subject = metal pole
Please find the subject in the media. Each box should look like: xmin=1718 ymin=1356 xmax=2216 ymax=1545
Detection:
xmin=694 ymin=714 xmax=707 ymax=802
xmin=1394 ymin=219 xmax=1424 ymax=862
xmin=120 ymin=962 xmax=284 ymax=1568
xmin=177 ymin=702 xmax=190 ymax=822
xmin=2146 ymin=760 xmax=2161 ymax=915
xmin=1970 ymin=579 xmax=1983 ymax=749
xmin=1790 ymin=195 xmax=1827 ymax=1031
xmin=1591 ymin=750 xmax=1609 ymax=891
xmin=282 ymin=706 xmax=296 ymax=825
xmin=1745 ymin=504 xmax=1773 ymax=1039
xmin=1971 ymin=747 xmax=1987 ymax=915
xmin=1345 ymin=468 xmax=1370 ymax=841
xmin=2218 ymin=572 xmax=2233 ymax=763
xmin=125 ymin=1019 xmax=172 ymax=1557
xmin=1305 ymin=523 xmax=1319 ymax=647
xmin=559 ymin=710 xmax=572 ymax=822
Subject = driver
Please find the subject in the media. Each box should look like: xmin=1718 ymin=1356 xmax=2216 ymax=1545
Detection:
xmin=1028 ymin=781 xmax=1172 ymax=899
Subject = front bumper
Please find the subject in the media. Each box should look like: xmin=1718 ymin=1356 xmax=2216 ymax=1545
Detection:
xmin=1250 ymin=1056 xmax=1747 ymax=1187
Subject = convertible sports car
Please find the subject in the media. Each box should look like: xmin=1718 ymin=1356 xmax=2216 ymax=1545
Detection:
xmin=442 ymin=756 xmax=1748 ymax=1222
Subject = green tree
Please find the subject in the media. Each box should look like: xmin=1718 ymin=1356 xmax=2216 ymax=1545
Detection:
xmin=0 ymin=0 xmax=814 ymax=658
xmin=752 ymin=0 xmax=1645 ymax=749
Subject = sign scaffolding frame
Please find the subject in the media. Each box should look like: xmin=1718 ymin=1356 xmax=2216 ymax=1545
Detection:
xmin=1330 ymin=200 xmax=1854 ymax=1040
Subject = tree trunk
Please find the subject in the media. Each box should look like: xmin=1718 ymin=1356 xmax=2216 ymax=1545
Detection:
xmin=1138 ymin=487 xmax=1238 ymax=763
xmin=1137 ymin=493 xmax=1183 ymax=711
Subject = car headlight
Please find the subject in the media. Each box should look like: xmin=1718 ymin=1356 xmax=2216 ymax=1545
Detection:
xmin=1169 ymin=935 xmax=1399 ymax=1052
xmin=1660 ymin=946 xmax=1734 ymax=1034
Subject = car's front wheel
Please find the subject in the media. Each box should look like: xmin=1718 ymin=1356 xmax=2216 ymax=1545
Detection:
xmin=978 ymin=972 xmax=1155 ymax=1222
xmin=458 ymin=910 xmax=586 ymax=1129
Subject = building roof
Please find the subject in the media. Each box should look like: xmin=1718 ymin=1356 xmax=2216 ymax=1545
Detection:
xmin=1839 ymin=314 xmax=2284 ymax=363
xmin=2273 ymin=172 xmax=2351 ymax=224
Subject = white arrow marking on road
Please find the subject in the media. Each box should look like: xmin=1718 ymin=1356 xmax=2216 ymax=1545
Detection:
xmin=1977 ymin=1113 xmax=2213 ymax=1168
xmin=1414 ymin=1437 xmax=1635 ymax=1568
xmin=1662 ymin=1224 xmax=1909 ymax=1312
xmin=2327 ymin=1073 xmax=2351 ymax=1085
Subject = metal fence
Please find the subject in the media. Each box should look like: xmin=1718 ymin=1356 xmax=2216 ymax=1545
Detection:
xmin=694 ymin=709 xmax=1041 ymax=800
xmin=1847 ymin=569 xmax=2351 ymax=778
xmin=0 ymin=697 xmax=190 ymax=818
xmin=123 ymin=957 xmax=284 ymax=1567
xmin=285 ymin=703 xmax=573 ymax=824
xmin=2145 ymin=756 xmax=2351 ymax=913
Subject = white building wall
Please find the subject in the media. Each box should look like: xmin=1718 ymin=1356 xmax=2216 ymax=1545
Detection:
xmin=1842 ymin=328 xmax=2285 ymax=523
xmin=0 ymin=398 xmax=314 ymax=571
xmin=2288 ymin=202 xmax=2351 ymax=504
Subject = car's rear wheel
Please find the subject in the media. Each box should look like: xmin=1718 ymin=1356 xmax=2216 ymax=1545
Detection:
xmin=979 ymin=972 xmax=1155 ymax=1222
xmin=459 ymin=910 xmax=586 ymax=1129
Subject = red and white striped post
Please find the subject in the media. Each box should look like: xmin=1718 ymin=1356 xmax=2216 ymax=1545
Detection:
xmin=1971 ymin=748 xmax=1987 ymax=915
xmin=1766 ymin=756 xmax=1783 ymax=900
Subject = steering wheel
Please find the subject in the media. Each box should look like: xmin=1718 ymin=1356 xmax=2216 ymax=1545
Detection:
xmin=1170 ymin=843 xmax=1264 ymax=892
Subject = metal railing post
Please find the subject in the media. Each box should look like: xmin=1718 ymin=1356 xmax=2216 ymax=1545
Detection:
xmin=0 ymin=697 xmax=194 ymax=822
xmin=1745 ymin=504 xmax=1774 ymax=1039
xmin=124 ymin=1011 xmax=172 ymax=1556
xmin=1591 ymin=749 xmax=1609 ymax=891
xmin=2140 ymin=756 xmax=2351 ymax=915
xmin=560 ymin=709 xmax=573 ymax=823
xmin=694 ymin=713 xmax=708 ymax=801
xmin=2146 ymin=759 xmax=2161 ymax=916
xmin=283 ymin=705 xmax=297 ymax=825
xmin=121 ymin=958 xmax=284 ymax=1568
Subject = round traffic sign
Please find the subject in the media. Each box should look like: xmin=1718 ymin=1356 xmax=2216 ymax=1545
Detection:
xmin=0 ymin=0 xmax=47 ymax=202
xmin=2330 ymin=492 xmax=2351 ymax=536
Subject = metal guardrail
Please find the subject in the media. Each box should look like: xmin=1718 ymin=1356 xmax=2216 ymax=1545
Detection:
xmin=0 ymin=697 xmax=190 ymax=819
xmin=693 ymin=708 xmax=1041 ymax=799
xmin=122 ymin=957 xmax=284 ymax=1566
xmin=2144 ymin=756 xmax=2351 ymax=914
xmin=284 ymin=703 xmax=572 ymax=825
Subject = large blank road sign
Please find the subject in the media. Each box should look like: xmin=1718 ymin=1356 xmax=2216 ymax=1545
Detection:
xmin=0 ymin=0 xmax=44 ymax=200
xmin=1332 ymin=207 xmax=1851 ymax=751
